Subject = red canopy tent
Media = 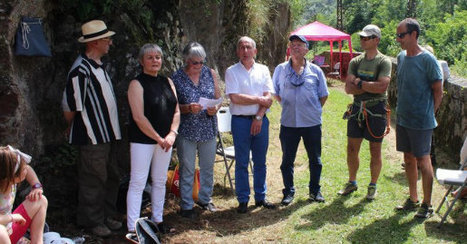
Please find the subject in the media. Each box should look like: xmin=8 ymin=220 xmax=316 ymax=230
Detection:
xmin=289 ymin=21 xmax=353 ymax=76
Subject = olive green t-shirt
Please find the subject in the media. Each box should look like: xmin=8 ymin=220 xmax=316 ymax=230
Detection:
xmin=348 ymin=51 xmax=392 ymax=102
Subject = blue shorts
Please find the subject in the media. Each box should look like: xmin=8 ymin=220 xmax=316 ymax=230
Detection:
xmin=396 ymin=124 xmax=433 ymax=157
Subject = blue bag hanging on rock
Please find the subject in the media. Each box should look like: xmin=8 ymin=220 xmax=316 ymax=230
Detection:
xmin=15 ymin=17 xmax=52 ymax=57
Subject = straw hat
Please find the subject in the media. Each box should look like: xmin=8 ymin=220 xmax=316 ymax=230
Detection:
xmin=78 ymin=20 xmax=115 ymax=43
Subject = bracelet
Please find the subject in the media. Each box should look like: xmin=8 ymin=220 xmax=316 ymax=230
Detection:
xmin=9 ymin=214 xmax=13 ymax=223
xmin=171 ymin=129 xmax=178 ymax=135
xmin=32 ymin=183 xmax=42 ymax=189
xmin=357 ymin=80 xmax=363 ymax=89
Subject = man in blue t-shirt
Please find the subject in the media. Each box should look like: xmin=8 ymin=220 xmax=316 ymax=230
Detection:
xmin=394 ymin=18 xmax=443 ymax=218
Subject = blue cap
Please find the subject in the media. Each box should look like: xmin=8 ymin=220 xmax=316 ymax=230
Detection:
xmin=289 ymin=35 xmax=308 ymax=48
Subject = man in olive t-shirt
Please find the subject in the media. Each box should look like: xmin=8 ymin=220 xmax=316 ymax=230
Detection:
xmin=338 ymin=24 xmax=392 ymax=200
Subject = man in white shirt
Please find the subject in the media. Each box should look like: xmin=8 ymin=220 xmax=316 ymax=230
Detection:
xmin=225 ymin=36 xmax=276 ymax=213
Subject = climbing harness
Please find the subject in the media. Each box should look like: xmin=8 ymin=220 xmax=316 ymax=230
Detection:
xmin=343 ymin=99 xmax=391 ymax=139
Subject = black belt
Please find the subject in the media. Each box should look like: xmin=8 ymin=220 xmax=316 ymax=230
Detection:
xmin=233 ymin=115 xmax=267 ymax=119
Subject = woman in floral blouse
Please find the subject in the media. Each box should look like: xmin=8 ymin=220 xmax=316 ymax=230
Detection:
xmin=172 ymin=42 xmax=221 ymax=218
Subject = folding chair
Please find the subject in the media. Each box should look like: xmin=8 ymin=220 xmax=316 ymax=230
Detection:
xmin=216 ymin=107 xmax=253 ymax=194
xmin=435 ymin=157 xmax=467 ymax=226
xmin=327 ymin=62 xmax=341 ymax=79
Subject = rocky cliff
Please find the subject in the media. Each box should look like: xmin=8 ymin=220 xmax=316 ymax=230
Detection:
xmin=0 ymin=0 xmax=291 ymax=165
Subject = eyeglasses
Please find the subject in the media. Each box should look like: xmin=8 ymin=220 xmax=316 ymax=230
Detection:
xmin=290 ymin=42 xmax=307 ymax=48
xmin=190 ymin=60 xmax=205 ymax=65
xmin=99 ymin=37 xmax=112 ymax=42
xmin=396 ymin=31 xmax=411 ymax=39
xmin=360 ymin=36 xmax=377 ymax=41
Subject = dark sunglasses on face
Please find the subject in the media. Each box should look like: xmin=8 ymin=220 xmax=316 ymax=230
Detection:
xmin=396 ymin=31 xmax=411 ymax=38
xmin=360 ymin=35 xmax=377 ymax=41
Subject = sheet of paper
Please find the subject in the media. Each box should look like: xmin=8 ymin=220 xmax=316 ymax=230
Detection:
xmin=198 ymin=97 xmax=223 ymax=109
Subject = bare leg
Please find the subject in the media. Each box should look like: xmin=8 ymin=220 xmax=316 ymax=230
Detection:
xmin=417 ymin=155 xmax=433 ymax=205
xmin=369 ymin=142 xmax=382 ymax=184
xmin=347 ymin=137 xmax=363 ymax=182
xmin=0 ymin=225 xmax=11 ymax=244
xmin=22 ymin=196 xmax=48 ymax=244
xmin=404 ymin=152 xmax=418 ymax=202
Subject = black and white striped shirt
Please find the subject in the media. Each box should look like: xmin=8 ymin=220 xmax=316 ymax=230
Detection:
xmin=62 ymin=54 xmax=121 ymax=145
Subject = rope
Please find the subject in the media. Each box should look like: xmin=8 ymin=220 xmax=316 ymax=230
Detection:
xmin=344 ymin=99 xmax=391 ymax=139
xmin=362 ymin=101 xmax=391 ymax=139
xmin=21 ymin=22 xmax=31 ymax=50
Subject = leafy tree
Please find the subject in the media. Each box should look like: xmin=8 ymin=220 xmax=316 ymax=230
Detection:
xmin=425 ymin=9 xmax=467 ymax=76
xmin=372 ymin=0 xmax=408 ymax=27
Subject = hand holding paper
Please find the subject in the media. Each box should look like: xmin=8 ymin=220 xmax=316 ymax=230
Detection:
xmin=198 ymin=97 xmax=223 ymax=109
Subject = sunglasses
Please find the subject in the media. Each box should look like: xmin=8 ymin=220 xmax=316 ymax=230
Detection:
xmin=190 ymin=60 xmax=205 ymax=65
xmin=396 ymin=31 xmax=411 ymax=38
xmin=360 ymin=36 xmax=377 ymax=41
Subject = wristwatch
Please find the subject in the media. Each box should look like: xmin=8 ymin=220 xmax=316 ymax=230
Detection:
xmin=357 ymin=80 xmax=363 ymax=89
xmin=31 ymin=183 xmax=42 ymax=189
xmin=255 ymin=115 xmax=263 ymax=121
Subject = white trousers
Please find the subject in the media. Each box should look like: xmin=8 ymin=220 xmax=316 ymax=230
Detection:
xmin=126 ymin=143 xmax=172 ymax=231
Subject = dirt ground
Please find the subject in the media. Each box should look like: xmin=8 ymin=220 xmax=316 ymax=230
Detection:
xmin=44 ymin=81 xmax=461 ymax=243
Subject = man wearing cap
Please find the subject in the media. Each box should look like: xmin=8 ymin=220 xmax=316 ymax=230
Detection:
xmin=225 ymin=36 xmax=276 ymax=213
xmin=394 ymin=18 xmax=443 ymax=218
xmin=273 ymin=35 xmax=329 ymax=206
xmin=62 ymin=20 xmax=122 ymax=236
xmin=338 ymin=24 xmax=392 ymax=201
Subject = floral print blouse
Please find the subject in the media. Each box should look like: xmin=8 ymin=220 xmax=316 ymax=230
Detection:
xmin=172 ymin=65 xmax=218 ymax=142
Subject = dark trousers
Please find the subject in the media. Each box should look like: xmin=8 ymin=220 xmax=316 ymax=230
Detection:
xmin=279 ymin=125 xmax=323 ymax=196
xmin=77 ymin=142 xmax=120 ymax=227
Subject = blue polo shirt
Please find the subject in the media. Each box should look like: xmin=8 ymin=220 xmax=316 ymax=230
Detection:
xmin=273 ymin=60 xmax=329 ymax=128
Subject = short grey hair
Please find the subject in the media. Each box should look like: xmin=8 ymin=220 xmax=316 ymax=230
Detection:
xmin=182 ymin=42 xmax=206 ymax=62
xmin=138 ymin=43 xmax=163 ymax=61
xmin=237 ymin=36 xmax=256 ymax=49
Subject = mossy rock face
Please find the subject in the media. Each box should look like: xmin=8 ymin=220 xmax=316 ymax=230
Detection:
xmin=0 ymin=0 xmax=292 ymax=224
xmin=434 ymin=78 xmax=467 ymax=164
xmin=0 ymin=0 xmax=291 ymax=162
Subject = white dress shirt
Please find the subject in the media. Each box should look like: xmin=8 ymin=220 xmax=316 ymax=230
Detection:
xmin=225 ymin=61 xmax=274 ymax=115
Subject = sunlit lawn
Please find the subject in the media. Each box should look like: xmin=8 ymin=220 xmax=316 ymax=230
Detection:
xmin=166 ymin=82 xmax=466 ymax=244
xmin=266 ymin=86 xmax=466 ymax=243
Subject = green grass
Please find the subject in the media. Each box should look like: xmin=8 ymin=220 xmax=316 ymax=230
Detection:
xmin=166 ymin=85 xmax=466 ymax=244
xmin=265 ymin=87 xmax=466 ymax=243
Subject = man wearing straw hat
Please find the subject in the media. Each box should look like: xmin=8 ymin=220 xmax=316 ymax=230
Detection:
xmin=62 ymin=20 xmax=122 ymax=237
